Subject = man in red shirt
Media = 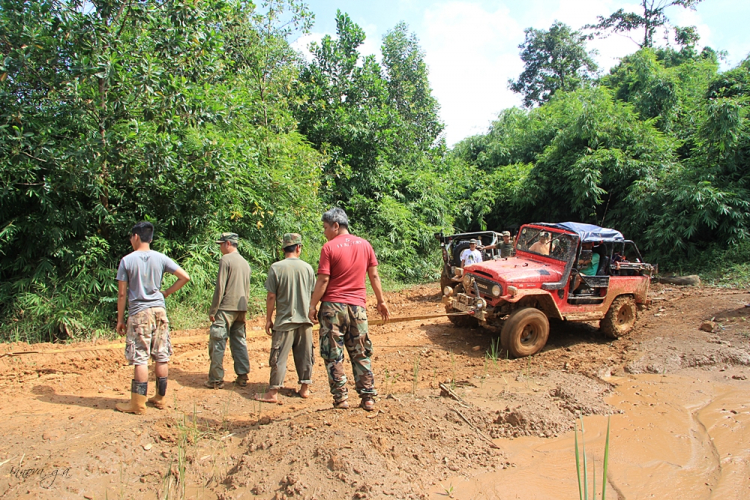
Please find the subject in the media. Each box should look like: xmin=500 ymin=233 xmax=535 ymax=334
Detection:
xmin=309 ymin=208 xmax=390 ymax=411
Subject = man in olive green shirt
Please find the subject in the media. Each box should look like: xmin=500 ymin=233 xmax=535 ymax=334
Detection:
xmin=206 ymin=232 xmax=251 ymax=389
xmin=482 ymin=231 xmax=515 ymax=258
xmin=255 ymin=233 xmax=315 ymax=403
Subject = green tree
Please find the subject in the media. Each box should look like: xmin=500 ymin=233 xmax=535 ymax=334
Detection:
xmin=0 ymin=0 xmax=323 ymax=340
xmin=294 ymin=12 xmax=454 ymax=280
xmin=602 ymin=47 xmax=719 ymax=138
xmin=381 ymin=22 xmax=444 ymax=151
xmin=509 ymin=21 xmax=598 ymax=108
xmin=586 ymin=0 xmax=704 ymax=48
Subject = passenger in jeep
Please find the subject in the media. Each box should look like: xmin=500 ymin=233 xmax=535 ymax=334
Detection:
xmin=579 ymin=242 xmax=601 ymax=276
xmin=460 ymin=239 xmax=483 ymax=267
xmin=481 ymin=231 xmax=515 ymax=258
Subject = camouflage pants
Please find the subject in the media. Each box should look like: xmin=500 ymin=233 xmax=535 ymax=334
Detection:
xmin=125 ymin=307 xmax=172 ymax=365
xmin=318 ymin=301 xmax=375 ymax=402
xmin=208 ymin=310 xmax=250 ymax=383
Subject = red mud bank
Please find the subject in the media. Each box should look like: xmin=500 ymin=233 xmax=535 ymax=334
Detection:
xmin=0 ymin=284 xmax=748 ymax=499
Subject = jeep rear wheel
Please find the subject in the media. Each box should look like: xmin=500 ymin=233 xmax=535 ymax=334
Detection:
xmin=440 ymin=269 xmax=453 ymax=292
xmin=601 ymin=296 xmax=637 ymax=339
xmin=501 ymin=308 xmax=549 ymax=358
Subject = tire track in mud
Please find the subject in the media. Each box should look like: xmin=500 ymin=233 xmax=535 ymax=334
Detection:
xmin=686 ymin=398 xmax=722 ymax=499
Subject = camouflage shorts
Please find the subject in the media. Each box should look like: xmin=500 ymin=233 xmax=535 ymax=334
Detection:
xmin=318 ymin=301 xmax=375 ymax=400
xmin=125 ymin=307 xmax=172 ymax=365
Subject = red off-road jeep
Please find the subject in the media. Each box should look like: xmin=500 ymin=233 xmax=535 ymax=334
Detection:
xmin=442 ymin=222 xmax=654 ymax=357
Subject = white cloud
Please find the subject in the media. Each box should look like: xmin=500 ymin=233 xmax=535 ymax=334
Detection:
xmin=290 ymin=23 xmax=381 ymax=65
xmin=291 ymin=33 xmax=324 ymax=61
xmin=420 ymin=2 xmax=525 ymax=145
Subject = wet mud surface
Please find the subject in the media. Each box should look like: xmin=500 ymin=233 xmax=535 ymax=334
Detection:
xmin=0 ymin=283 xmax=748 ymax=499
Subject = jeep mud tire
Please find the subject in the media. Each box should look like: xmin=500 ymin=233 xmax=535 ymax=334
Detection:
xmin=445 ymin=284 xmax=479 ymax=328
xmin=501 ymin=308 xmax=549 ymax=358
xmin=440 ymin=269 xmax=453 ymax=292
xmin=601 ymin=296 xmax=637 ymax=339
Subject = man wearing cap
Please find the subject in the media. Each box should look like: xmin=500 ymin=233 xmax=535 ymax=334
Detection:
xmin=482 ymin=231 xmax=515 ymax=258
xmin=255 ymin=233 xmax=316 ymax=403
xmin=529 ymin=232 xmax=552 ymax=255
xmin=460 ymin=239 xmax=483 ymax=268
xmin=206 ymin=232 xmax=251 ymax=389
xmin=308 ymin=207 xmax=390 ymax=411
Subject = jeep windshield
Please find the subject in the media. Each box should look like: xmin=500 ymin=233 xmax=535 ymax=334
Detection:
xmin=516 ymin=226 xmax=577 ymax=262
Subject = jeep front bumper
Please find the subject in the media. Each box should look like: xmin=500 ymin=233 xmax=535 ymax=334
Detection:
xmin=443 ymin=292 xmax=489 ymax=322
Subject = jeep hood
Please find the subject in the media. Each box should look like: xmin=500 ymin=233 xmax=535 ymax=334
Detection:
xmin=465 ymin=258 xmax=562 ymax=285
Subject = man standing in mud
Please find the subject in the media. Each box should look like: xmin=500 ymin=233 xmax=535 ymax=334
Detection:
xmin=116 ymin=221 xmax=190 ymax=414
xmin=255 ymin=233 xmax=315 ymax=404
xmin=308 ymin=208 xmax=390 ymax=411
xmin=206 ymin=232 xmax=252 ymax=389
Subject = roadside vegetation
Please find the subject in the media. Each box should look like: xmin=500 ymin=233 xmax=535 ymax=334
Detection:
xmin=1 ymin=0 xmax=748 ymax=342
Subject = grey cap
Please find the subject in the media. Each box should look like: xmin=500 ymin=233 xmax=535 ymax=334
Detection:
xmin=470 ymin=239 xmax=480 ymax=245
xmin=501 ymin=231 xmax=511 ymax=237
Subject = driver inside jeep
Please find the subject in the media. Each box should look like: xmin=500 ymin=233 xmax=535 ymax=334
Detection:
xmin=529 ymin=232 xmax=551 ymax=255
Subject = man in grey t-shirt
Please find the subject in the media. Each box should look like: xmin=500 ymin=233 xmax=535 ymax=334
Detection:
xmin=255 ymin=233 xmax=315 ymax=404
xmin=115 ymin=222 xmax=190 ymax=415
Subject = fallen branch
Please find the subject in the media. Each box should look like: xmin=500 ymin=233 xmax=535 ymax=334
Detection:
xmin=439 ymin=382 xmax=467 ymax=404
xmin=452 ymin=409 xmax=500 ymax=449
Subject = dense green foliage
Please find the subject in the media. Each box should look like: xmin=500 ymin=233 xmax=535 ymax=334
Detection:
xmin=1 ymin=1 xmax=748 ymax=342
xmin=293 ymin=12 xmax=451 ymax=282
xmin=0 ymin=0 xmax=325 ymax=341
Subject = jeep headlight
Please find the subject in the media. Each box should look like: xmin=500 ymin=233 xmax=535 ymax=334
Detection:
xmin=491 ymin=284 xmax=502 ymax=297
xmin=463 ymin=274 xmax=473 ymax=290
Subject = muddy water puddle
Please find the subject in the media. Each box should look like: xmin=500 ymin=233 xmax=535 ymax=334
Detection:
xmin=433 ymin=371 xmax=750 ymax=499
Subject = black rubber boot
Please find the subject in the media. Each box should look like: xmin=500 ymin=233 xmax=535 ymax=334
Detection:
xmin=148 ymin=377 xmax=168 ymax=409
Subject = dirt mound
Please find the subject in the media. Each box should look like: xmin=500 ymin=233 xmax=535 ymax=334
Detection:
xmin=486 ymin=372 xmax=616 ymax=438
xmin=222 ymin=397 xmax=507 ymax=500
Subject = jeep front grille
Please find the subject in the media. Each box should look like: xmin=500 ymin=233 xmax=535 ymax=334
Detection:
xmin=470 ymin=275 xmax=500 ymax=298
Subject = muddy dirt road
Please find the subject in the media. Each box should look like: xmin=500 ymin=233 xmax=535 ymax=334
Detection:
xmin=0 ymin=284 xmax=749 ymax=499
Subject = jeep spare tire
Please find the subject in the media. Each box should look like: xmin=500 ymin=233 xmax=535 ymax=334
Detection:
xmin=601 ymin=296 xmax=637 ymax=339
xmin=501 ymin=308 xmax=549 ymax=358
xmin=452 ymin=241 xmax=491 ymax=268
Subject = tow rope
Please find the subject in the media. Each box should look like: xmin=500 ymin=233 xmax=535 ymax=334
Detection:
xmin=0 ymin=312 xmax=469 ymax=358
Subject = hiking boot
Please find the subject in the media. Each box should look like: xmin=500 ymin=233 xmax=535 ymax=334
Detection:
xmin=204 ymin=380 xmax=224 ymax=389
xmin=360 ymin=396 xmax=375 ymax=411
xmin=234 ymin=374 xmax=248 ymax=387
xmin=333 ymin=399 xmax=350 ymax=410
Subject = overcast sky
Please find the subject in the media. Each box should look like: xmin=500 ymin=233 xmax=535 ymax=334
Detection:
xmin=292 ymin=0 xmax=750 ymax=146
